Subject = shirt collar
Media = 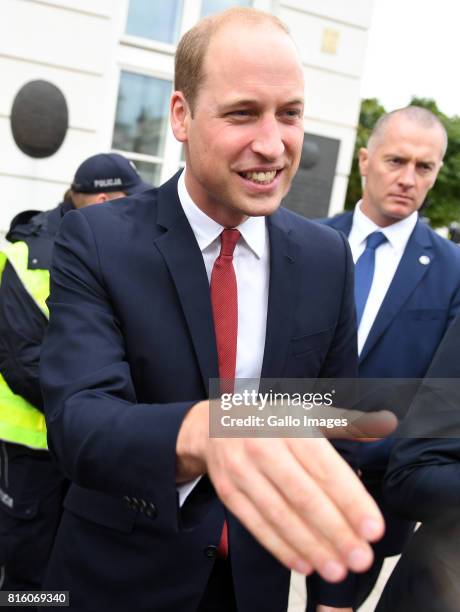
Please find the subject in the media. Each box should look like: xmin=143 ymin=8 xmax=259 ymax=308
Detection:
xmin=353 ymin=200 xmax=418 ymax=253
xmin=177 ymin=169 xmax=266 ymax=258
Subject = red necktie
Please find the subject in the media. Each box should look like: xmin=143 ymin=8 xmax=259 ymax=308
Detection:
xmin=210 ymin=228 xmax=240 ymax=558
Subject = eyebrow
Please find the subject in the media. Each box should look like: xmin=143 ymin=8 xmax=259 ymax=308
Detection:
xmin=384 ymin=154 xmax=437 ymax=165
xmin=217 ymin=97 xmax=304 ymax=111
xmin=283 ymin=98 xmax=305 ymax=107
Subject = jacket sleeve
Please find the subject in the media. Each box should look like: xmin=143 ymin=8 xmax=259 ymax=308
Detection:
xmin=384 ymin=312 xmax=460 ymax=522
xmin=40 ymin=210 xmax=194 ymax=534
xmin=0 ymin=261 xmax=47 ymax=410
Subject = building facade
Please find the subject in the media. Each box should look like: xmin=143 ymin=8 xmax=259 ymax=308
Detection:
xmin=0 ymin=0 xmax=374 ymax=232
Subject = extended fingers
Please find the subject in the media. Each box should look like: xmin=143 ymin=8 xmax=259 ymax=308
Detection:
xmin=221 ymin=488 xmax=314 ymax=576
xmin=256 ymin=439 xmax=375 ymax=573
xmin=221 ymin=473 xmax=350 ymax=581
xmin=289 ymin=438 xmax=384 ymax=544
xmin=320 ymin=408 xmax=398 ymax=440
xmin=207 ymin=437 xmax=378 ymax=579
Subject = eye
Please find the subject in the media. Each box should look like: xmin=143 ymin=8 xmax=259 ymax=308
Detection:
xmin=387 ymin=157 xmax=404 ymax=166
xmin=417 ymin=163 xmax=434 ymax=173
xmin=226 ymin=109 xmax=253 ymax=118
xmin=280 ymin=108 xmax=303 ymax=120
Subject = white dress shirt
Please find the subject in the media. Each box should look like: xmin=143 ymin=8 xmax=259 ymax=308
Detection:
xmin=348 ymin=202 xmax=418 ymax=355
xmin=176 ymin=170 xmax=270 ymax=504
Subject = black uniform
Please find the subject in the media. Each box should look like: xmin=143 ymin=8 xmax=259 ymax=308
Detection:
xmin=0 ymin=202 xmax=71 ymax=590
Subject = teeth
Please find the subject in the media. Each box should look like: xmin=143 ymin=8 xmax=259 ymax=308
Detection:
xmin=242 ymin=170 xmax=277 ymax=184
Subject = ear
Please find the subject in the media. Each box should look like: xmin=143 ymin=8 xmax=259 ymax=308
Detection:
xmin=358 ymin=147 xmax=369 ymax=178
xmin=170 ymin=91 xmax=190 ymax=142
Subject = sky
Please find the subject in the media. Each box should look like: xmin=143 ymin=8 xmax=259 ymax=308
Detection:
xmin=360 ymin=0 xmax=460 ymax=117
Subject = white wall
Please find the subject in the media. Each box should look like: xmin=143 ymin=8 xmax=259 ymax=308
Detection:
xmin=0 ymin=0 xmax=374 ymax=230
xmin=0 ymin=0 xmax=122 ymax=229
xmin=278 ymin=0 xmax=374 ymax=215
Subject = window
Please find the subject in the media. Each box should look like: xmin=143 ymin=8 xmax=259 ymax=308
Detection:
xmin=126 ymin=0 xmax=183 ymax=44
xmin=112 ymin=71 xmax=172 ymax=185
xmin=129 ymin=159 xmax=162 ymax=186
xmin=200 ymin=0 xmax=251 ymax=18
xmin=118 ymin=0 xmax=254 ymax=184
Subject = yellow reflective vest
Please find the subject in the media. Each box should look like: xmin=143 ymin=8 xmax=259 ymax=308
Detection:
xmin=0 ymin=241 xmax=49 ymax=450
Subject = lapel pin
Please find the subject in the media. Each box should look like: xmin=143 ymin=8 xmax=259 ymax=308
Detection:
xmin=419 ymin=255 xmax=430 ymax=266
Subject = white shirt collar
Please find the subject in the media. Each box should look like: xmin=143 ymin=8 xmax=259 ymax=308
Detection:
xmin=177 ymin=169 xmax=266 ymax=258
xmin=353 ymin=200 xmax=418 ymax=254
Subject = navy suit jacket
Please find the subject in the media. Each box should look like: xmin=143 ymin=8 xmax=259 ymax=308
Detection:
xmin=325 ymin=211 xmax=460 ymax=549
xmin=377 ymin=313 xmax=460 ymax=612
xmin=385 ymin=311 xmax=460 ymax=521
xmin=39 ymin=173 xmax=358 ymax=611
xmin=325 ymin=211 xmax=460 ymax=381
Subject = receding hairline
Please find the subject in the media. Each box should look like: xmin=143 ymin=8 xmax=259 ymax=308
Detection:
xmin=367 ymin=106 xmax=448 ymax=158
xmin=202 ymin=11 xmax=299 ymax=74
xmin=174 ymin=7 xmax=296 ymax=112
xmin=202 ymin=6 xmax=289 ymax=33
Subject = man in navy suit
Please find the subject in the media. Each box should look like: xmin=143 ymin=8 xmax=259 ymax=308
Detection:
xmin=39 ymin=8 xmax=393 ymax=611
xmin=308 ymin=107 xmax=460 ymax=612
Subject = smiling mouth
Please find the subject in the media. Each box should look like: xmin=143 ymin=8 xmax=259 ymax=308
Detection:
xmin=239 ymin=170 xmax=279 ymax=184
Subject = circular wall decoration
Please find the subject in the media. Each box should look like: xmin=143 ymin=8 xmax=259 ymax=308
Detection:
xmin=10 ymin=80 xmax=68 ymax=158
xmin=300 ymin=139 xmax=320 ymax=169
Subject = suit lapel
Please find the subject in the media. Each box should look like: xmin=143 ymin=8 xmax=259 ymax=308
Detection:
xmin=327 ymin=211 xmax=353 ymax=236
xmin=261 ymin=210 xmax=298 ymax=378
xmin=153 ymin=174 xmax=219 ymax=392
xmin=152 ymin=178 xmax=302 ymax=386
xmin=360 ymin=221 xmax=434 ymax=362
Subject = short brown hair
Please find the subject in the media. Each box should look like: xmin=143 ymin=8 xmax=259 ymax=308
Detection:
xmin=174 ymin=7 xmax=290 ymax=115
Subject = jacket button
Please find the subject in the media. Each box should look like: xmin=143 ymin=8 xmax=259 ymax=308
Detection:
xmin=203 ymin=545 xmax=217 ymax=559
xmin=123 ymin=496 xmax=138 ymax=512
xmin=145 ymin=503 xmax=157 ymax=519
xmin=131 ymin=497 xmax=140 ymax=510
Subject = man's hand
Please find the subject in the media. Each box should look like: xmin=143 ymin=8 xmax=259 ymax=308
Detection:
xmin=176 ymin=400 xmax=396 ymax=583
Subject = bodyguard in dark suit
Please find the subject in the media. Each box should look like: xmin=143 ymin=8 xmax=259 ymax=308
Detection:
xmin=38 ymin=8 xmax=391 ymax=611
xmin=308 ymin=107 xmax=460 ymax=612
xmin=377 ymin=313 xmax=460 ymax=612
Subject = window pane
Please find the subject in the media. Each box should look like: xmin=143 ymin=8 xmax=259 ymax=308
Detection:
xmin=132 ymin=160 xmax=162 ymax=187
xmin=126 ymin=0 xmax=183 ymax=44
xmin=201 ymin=0 xmax=251 ymax=18
xmin=112 ymin=72 xmax=171 ymax=158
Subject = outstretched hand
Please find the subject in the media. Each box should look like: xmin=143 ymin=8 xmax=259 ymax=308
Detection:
xmin=176 ymin=401 xmax=397 ymax=582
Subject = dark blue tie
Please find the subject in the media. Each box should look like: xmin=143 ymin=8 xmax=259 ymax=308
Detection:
xmin=354 ymin=231 xmax=387 ymax=326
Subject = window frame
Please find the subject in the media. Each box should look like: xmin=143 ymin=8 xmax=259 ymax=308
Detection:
xmin=110 ymin=0 xmax=264 ymax=184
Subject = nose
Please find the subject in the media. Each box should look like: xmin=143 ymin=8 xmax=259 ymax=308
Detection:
xmin=251 ymin=115 xmax=285 ymax=160
xmin=398 ymin=164 xmax=416 ymax=188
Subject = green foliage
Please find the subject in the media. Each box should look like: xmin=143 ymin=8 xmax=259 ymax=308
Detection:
xmin=344 ymin=98 xmax=386 ymax=212
xmin=344 ymin=97 xmax=460 ymax=228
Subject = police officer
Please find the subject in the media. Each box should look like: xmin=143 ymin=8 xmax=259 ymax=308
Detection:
xmin=0 ymin=153 xmax=151 ymax=590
